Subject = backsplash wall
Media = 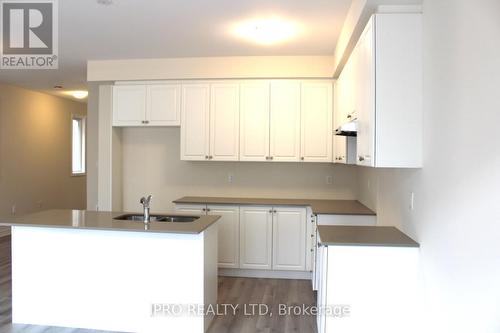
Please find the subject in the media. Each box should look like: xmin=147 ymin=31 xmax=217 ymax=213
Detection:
xmin=120 ymin=127 xmax=357 ymax=212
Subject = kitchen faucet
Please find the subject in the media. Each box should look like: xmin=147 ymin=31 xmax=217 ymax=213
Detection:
xmin=140 ymin=195 xmax=153 ymax=224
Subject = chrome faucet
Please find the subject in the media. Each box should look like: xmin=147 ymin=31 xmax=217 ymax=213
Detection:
xmin=140 ymin=195 xmax=153 ymax=224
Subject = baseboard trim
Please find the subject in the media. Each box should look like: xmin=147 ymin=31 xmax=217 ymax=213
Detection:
xmin=219 ymin=268 xmax=312 ymax=280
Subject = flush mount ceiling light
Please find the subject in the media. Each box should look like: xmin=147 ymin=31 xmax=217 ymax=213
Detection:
xmin=230 ymin=17 xmax=300 ymax=45
xmin=97 ymin=0 xmax=113 ymax=5
xmin=66 ymin=90 xmax=88 ymax=99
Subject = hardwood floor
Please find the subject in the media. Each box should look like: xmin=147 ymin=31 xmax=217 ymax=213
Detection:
xmin=0 ymin=235 xmax=317 ymax=333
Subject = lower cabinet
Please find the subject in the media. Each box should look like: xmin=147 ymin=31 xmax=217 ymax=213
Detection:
xmin=176 ymin=204 xmax=240 ymax=269
xmin=239 ymin=206 xmax=273 ymax=269
xmin=272 ymin=207 xmax=306 ymax=271
xmin=208 ymin=205 xmax=239 ymax=269
xmin=176 ymin=203 xmax=309 ymax=272
xmin=316 ymin=244 xmax=421 ymax=333
xmin=175 ymin=204 xmax=206 ymax=215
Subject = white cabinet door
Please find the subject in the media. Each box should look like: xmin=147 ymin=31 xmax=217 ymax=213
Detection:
xmin=356 ymin=19 xmax=376 ymax=167
xmin=334 ymin=135 xmax=347 ymax=163
xmin=316 ymin=244 xmax=328 ymax=333
xmin=210 ymin=83 xmax=240 ymax=161
xmin=146 ymin=84 xmax=181 ymax=126
xmin=239 ymin=206 xmax=272 ymax=269
xmin=181 ymin=84 xmax=210 ymax=161
xmin=269 ymin=81 xmax=301 ymax=162
xmin=112 ymin=85 xmax=146 ymax=126
xmin=300 ymin=82 xmax=333 ymax=162
xmin=174 ymin=204 xmax=207 ymax=215
xmin=239 ymin=82 xmax=270 ymax=161
xmin=207 ymin=205 xmax=239 ymax=269
xmin=272 ymin=207 xmax=306 ymax=271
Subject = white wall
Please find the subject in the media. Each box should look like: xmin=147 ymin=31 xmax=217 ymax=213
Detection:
xmin=87 ymin=56 xmax=335 ymax=81
xmin=357 ymin=1 xmax=500 ymax=332
xmin=120 ymin=127 xmax=357 ymax=212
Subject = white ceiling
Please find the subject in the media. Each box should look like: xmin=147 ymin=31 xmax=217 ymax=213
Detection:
xmin=0 ymin=0 xmax=352 ymax=101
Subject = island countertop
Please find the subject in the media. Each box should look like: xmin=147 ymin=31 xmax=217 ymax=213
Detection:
xmin=318 ymin=225 xmax=419 ymax=247
xmin=174 ymin=196 xmax=376 ymax=215
xmin=0 ymin=209 xmax=220 ymax=234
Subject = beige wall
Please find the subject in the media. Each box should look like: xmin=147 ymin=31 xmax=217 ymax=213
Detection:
xmin=120 ymin=127 xmax=357 ymax=212
xmin=356 ymin=0 xmax=500 ymax=332
xmin=0 ymin=84 xmax=87 ymax=236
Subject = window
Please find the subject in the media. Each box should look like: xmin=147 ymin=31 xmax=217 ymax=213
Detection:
xmin=72 ymin=115 xmax=86 ymax=175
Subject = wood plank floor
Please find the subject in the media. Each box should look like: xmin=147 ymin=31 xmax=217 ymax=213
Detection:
xmin=0 ymin=235 xmax=317 ymax=333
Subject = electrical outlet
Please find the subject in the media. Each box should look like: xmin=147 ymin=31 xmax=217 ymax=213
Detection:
xmin=409 ymin=192 xmax=415 ymax=211
xmin=228 ymin=173 xmax=234 ymax=183
xmin=326 ymin=175 xmax=333 ymax=185
xmin=11 ymin=205 xmax=16 ymax=215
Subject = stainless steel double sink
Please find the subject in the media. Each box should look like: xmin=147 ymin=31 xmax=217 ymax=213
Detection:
xmin=113 ymin=214 xmax=198 ymax=223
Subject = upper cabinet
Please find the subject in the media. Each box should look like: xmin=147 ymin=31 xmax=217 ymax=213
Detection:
xmin=112 ymin=85 xmax=146 ymax=126
xmin=338 ymin=13 xmax=423 ymax=168
xmin=181 ymin=82 xmax=240 ymax=161
xmin=301 ymin=82 xmax=333 ymax=162
xmin=147 ymin=84 xmax=181 ymax=126
xmin=239 ymin=81 xmax=270 ymax=161
xmin=180 ymin=83 xmax=211 ymax=160
xmin=113 ymin=79 xmax=334 ymax=163
xmin=240 ymin=80 xmax=333 ymax=163
xmin=210 ymin=83 xmax=240 ymax=161
xmin=270 ymin=81 xmax=301 ymax=162
xmin=113 ymin=83 xmax=181 ymax=126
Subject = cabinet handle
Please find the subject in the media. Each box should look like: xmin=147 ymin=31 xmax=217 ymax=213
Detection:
xmin=347 ymin=114 xmax=352 ymax=119
xmin=273 ymin=210 xmax=277 ymax=213
xmin=311 ymin=234 xmax=314 ymax=238
xmin=206 ymin=208 xmax=211 ymax=212
xmin=143 ymin=120 xmax=149 ymax=124
xmin=270 ymin=156 xmax=274 ymax=160
xmin=269 ymin=210 xmax=273 ymax=213
xmin=202 ymin=208 xmax=206 ymax=212
xmin=358 ymin=156 xmax=365 ymax=162
xmin=300 ymin=157 xmax=304 ymax=161
xmin=265 ymin=156 xmax=270 ymax=160
xmin=205 ymin=155 xmax=209 ymax=159
xmin=209 ymin=156 xmax=213 ymax=160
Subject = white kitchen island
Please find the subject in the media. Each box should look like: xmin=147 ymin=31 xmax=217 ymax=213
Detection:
xmin=1 ymin=209 xmax=219 ymax=333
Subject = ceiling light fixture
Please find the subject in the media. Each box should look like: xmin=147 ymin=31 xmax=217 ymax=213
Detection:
xmin=231 ymin=17 xmax=300 ymax=45
xmin=68 ymin=91 xmax=88 ymax=99
xmin=97 ymin=0 xmax=113 ymax=5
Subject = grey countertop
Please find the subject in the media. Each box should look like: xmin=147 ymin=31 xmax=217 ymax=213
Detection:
xmin=318 ymin=225 xmax=419 ymax=247
xmin=174 ymin=196 xmax=376 ymax=215
xmin=0 ymin=209 xmax=220 ymax=234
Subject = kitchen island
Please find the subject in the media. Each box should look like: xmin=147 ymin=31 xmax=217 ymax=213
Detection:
xmin=0 ymin=209 xmax=220 ymax=333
